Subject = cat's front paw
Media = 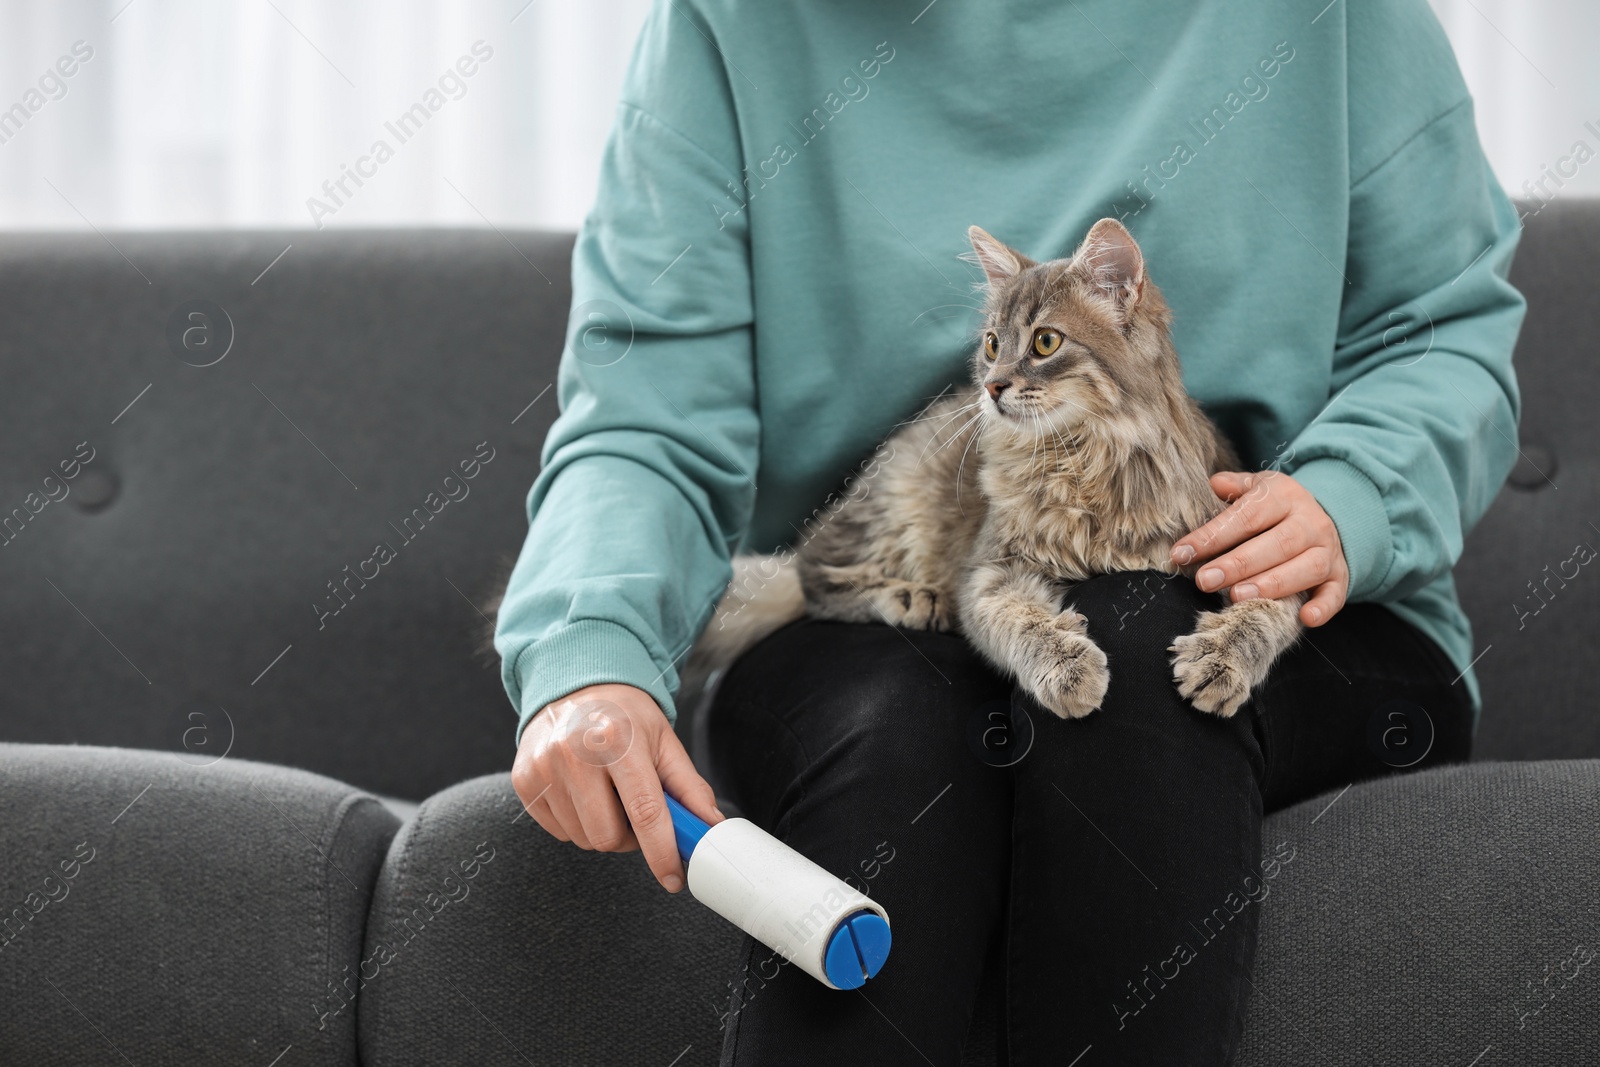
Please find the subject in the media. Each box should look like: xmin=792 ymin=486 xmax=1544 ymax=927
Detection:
xmin=874 ymin=582 xmax=951 ymax=631
xmin=1169 ymin=614 xmax=1252 ymax=718
xmin=1025 ymin=626 xmax=1110 ymax=720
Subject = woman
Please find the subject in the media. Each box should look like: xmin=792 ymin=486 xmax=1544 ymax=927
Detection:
xmin=495 ymin=1 xmax=1525 ymax=1062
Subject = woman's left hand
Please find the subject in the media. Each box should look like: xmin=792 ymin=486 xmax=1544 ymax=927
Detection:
xmin=1170 ymin=470 xmax=1350 ymax=628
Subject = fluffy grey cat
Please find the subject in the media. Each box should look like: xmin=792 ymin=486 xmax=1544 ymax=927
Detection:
xmin=696 ymin=219 xmax=1305 ymax=720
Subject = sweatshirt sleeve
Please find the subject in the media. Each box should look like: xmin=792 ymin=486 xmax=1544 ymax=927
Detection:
xmin=494 ymin=3 xmax=757 ymax=741
xmin=1281 ymin=12 xmax=1527 ymax=605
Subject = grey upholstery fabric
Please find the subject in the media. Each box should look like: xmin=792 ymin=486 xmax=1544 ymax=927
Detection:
xmin=0 ymin=230 xmax=573 ymax=800
xmin=359 ymin=774 xmax=744 ymax=1067
xmin=0 ymin=743 xmax=399 ymax=1065
xmin=363 ymin=762 xmax=1600 ymax=1066
xmin=1235 ymin=760 xmax=1600 ymax=1065
xmin=1458 ymin=200 xmax=1600 ymax=760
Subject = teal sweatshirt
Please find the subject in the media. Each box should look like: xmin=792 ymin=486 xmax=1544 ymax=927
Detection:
xmin=495 ymin=0 xmax=1526 ymax=741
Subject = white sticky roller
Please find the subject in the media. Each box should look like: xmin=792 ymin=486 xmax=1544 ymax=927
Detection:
xmin=666 ymin=795 xmax=892 ymax=990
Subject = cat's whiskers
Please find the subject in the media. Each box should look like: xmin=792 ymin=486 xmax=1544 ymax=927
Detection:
xmin=908 ymin=301 xmax=985 ymax=328
xmin=1038 ymin=416 xmax=1067 ymax=494
xmin=896 ymin=402 xmax=964 ymax=431
xmin=1027 ymin=408 xmax=1043 ymax=479
xmin=1043 ymin=393 xmax=1106 ymax=435
xmin=955 ymin=416 xmax=988 ymax=516
xmin=920 ymin=410 xmax=985 ymax=468
xmin=922 ymin=400 xmax=983 ymax=435
xmin=1051 ymin=425 xmax=1083 ymax=490
xmin=913 ymin=403 xmax=981 ymax=465
xmin=892 ymin=387 xmax=964 ymax=430
xmin=1030 ymin=409 xmax=1060 ymax=498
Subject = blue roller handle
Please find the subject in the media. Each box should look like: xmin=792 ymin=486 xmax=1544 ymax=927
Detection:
xmin=661 ymin=792 xmax=891 ymax=989
xmin=664 ymin=792 xmax=710 ymax=865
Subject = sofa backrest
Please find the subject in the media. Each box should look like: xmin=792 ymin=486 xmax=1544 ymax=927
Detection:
xmin=1457 ymin=199 xmax=1600 ymax=760
xmin=0 ymin=230 xmax=573 ymax=799
xmin=0 ymin=205 xmax=1594 ymax=793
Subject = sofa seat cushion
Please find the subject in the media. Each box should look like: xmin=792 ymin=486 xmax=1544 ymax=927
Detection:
xmin=360 ymin=760 xmax=1600 ymax=1064
xmin=1235 ymin=759 xmax=1600 ymax=1064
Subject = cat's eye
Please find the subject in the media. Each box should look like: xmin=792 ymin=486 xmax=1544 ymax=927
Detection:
xmin=1033 ymin=328 xmax=1063 ymax=357
xmin=983 ymin=331 xmax=999 ymax=361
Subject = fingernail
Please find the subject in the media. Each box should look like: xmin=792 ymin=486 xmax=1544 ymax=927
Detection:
xmin=712 ymin=807 xmax=727 ymax=822
xmin=1306 ymin=606 xmax=1322 ymax=624
xmin=1235 ymin=583 xmax=1258 ymax=601
xmin=1199 ymin=567 xmax=1224 ymax=590
xmin=1172 ymin=545 xmax=1195 ymax=565
xmin=663 ymin=873 xmax=683 ymax=893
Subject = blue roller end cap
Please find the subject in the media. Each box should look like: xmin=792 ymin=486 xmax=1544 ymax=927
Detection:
xmin=823 ymin=910 xmax=892 ymax=990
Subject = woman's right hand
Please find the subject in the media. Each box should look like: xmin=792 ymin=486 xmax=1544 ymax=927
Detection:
xmin=510 ymin=682 xmax=724 ymax=893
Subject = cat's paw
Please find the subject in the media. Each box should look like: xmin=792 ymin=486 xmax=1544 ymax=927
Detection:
xmin=874 ymin=582 xmax=951 ymax=632
xmin=1169 ymin=614 xmax=1252 ymax=718
xmin=1025 ymin=627 xmax=1109 ymax=720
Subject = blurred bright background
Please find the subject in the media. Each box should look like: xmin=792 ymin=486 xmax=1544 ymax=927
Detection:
xmin=0 ymin=0 xmax=1594 ymax=232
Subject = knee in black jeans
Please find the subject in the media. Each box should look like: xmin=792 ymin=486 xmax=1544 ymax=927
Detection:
xmin=1012 ymin=569 xmax=1267 ymax=789
xmin=1004 ymin=572 xmax=1269 ymax=1065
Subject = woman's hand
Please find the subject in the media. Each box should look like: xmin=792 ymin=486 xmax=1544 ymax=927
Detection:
xmin=1170 ymin=470 xmax=1350 ymax=627
xmin=511 ymin=682 xmax=724 ymax=893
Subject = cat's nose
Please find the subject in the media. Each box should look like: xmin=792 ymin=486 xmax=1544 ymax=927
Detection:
xmin=985 ymin=380 xmax=1011 ymax=401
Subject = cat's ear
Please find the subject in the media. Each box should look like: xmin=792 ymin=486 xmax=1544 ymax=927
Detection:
xmin=1074 ymin=218 xmax=1145 ymax=315
xmin=966 ymin=226 xmax=1034 ymax=287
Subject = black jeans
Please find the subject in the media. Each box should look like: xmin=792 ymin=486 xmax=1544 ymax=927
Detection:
xmin=705 ymin=570 xmax=1474 ymax=1066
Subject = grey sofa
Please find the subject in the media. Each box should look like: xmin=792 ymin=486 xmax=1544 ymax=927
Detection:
xmin=1 ymin=202 xmax=1596 ymax=1065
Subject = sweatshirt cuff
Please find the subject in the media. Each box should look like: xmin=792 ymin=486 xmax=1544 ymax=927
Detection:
xmin=511 ymin=619 xmax=678 ymax=746
xmin=1286 ymin=457 xmax=1394 ymax=601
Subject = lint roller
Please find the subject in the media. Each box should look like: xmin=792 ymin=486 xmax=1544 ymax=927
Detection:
xmin=663 ymin=792 xmax=892 ymax=990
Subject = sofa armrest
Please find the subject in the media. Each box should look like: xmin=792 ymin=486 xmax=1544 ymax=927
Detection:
xmin=0 ymin=743 xmax=399 ymax=1066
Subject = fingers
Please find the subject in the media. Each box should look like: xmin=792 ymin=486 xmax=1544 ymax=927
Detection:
xmin=512 ymin=758 xmax=588 ymax=851
xmin=523 ymin=798 xmax=566 ymax=842
xmin=510 ymin=683 xmax=724 ymax=895
xmin=656 ymin=730 xmax=724 ymax=828
xmin=518 ymin=743 xmax=640 ymax=856
xmin=508 ymin=684 xmax=723 ymax=895
xmin=1171 ymin=471 xmax=1352 ymax=626
xmin=1301 ymin=579 xmax=1347 ymax=627
xmin=510 ymin=742 xmax=568 ymax=841
xmin=612 ymin=728 xmax=726 ymax=894
xmin=535 ymin=690 xmax=639 ymax=851
xmin=1208 ymin=470 xmax=1260 ymax=499
xmin=569 ymin=776 xmax=640 ymax=854
xmin=1172 ymin=471 xmax=1291 ymax=566
xmin=545 ymin=784 xmax=597 ymax=850
xmin=610 ymin=758 xmax=683 ymax=892
xmin=1197 ymin=520 xmax=1317 ymax=594
xmin=1225 ymin=546 xmax=1336 ymax=602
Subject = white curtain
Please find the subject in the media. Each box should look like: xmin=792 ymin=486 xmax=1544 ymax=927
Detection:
xmin=0 ymin=0 xmax=1593 ymax=232
xmin=0 ymin=0 xmax=653 ymax=230
xmin=1428 ymin=0 xmax=1600 ymax=203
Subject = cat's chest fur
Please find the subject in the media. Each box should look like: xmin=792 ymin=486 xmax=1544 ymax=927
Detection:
xmin=976 ymin=419 xmax=1228 ymax=583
